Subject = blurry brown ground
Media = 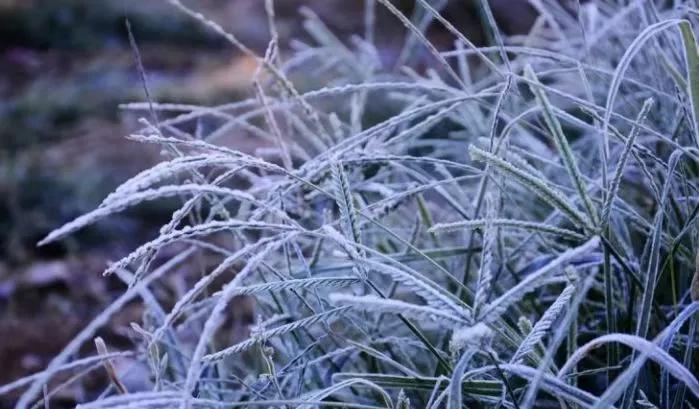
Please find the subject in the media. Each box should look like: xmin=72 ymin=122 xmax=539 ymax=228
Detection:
xmin=0 ymin=0 xmax=536 ymax=406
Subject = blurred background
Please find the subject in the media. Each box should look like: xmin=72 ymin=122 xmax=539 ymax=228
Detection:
xmin=0 ymin=0 xmax=536 ymax=406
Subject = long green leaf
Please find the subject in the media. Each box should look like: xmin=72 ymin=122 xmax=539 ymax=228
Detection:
xmin=332 ymin=373 xmax=502 ymax=397
xmin=524 ymin=65 xmax=599 ymax=226
xmin=680 ymin=20 xmax=699 ymax=145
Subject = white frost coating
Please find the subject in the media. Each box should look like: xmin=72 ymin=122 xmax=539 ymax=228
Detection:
xmin=450 ymin=322 xmax=493 ymax=354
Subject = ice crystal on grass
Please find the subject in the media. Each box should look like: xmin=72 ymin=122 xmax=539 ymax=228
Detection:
xmin=8 ymin=0 xmax=699 ymax=408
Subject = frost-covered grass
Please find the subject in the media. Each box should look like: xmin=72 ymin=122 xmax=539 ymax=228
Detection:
xmin=5 ymin=0 xmax=699 ymax=408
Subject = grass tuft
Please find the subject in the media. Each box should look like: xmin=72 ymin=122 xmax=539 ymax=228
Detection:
xmin=8 ymin=1 xmax=699 ymax=408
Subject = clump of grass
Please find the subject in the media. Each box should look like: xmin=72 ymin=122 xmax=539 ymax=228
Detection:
xmin=5 ymin=0 xmax=699 ymax=408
